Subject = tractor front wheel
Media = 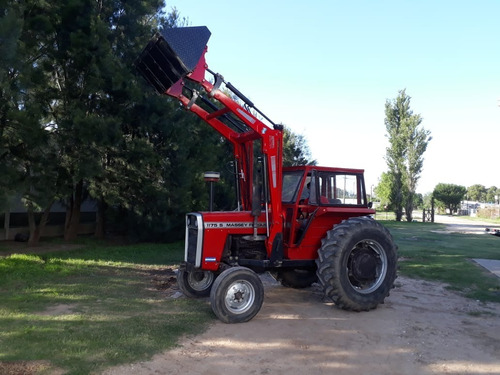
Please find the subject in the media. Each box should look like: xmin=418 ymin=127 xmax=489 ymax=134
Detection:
xmin=316 ymin=217 xmax=398 ymax=311
xmin=210 ymin=267 xmax=264 ymax=323
xmin=177 ymin=268 xmax=215 ymax=298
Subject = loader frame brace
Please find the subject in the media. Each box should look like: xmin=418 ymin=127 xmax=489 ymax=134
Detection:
xmin=135 ymin=27 xmax=284 ymax=257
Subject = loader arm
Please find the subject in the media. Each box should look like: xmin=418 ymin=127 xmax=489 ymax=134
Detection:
xmin=135 ymin=26 xmax=284 ymax=256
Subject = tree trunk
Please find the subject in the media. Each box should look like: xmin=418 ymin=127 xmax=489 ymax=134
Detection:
xmin=94 ymin=197 xmax=106 ymax=239
xmin=4 ymin=210 xmax=10 ymax=241
xmin=27 ymin=202 xmax=37 ymax=244
xmin=394 ymin=191 xmax=404 ymax=221
xmin=28 ymin=200 xmax=54 ymax=245
xmin=391 ymin=173 xmax=404 ymax=222
xmin=405 ymin=192 xmax=414 ymax=222
xmin=64 ymin=180 xmax=83 ymax=241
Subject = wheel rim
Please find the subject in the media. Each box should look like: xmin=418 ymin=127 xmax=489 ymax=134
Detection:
xmin=224 ymin=280 xmax=255 ymax=315
xmin=346 ymin=239 xmax=388 ymax=294
xmin=187 ymin=271 xmax=214 ymax=292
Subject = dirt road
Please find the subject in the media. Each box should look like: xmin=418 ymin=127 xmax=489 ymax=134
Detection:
xmin=433 ymin=214 xmax=500 ymax=234
xmin=105 ymin=276 xmax=500 ymax=375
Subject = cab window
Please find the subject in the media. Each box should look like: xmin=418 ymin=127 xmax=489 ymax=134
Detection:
xmin=317 ymin=173 xmax=366 ymax=206
xmin=282 ymin=171 xmax=303 ymax=203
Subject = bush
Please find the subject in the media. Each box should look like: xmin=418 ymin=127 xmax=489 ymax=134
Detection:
xmin=477 ymin=207 xmax=500 ymax=220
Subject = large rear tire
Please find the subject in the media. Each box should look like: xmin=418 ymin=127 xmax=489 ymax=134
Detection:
xmin=316 ymin=217 xmax=397 ymax=311
xmin=177 ymin=268 xmax=215 ymax=298
xmin=210 ymin=267 xmax=264 ymax=324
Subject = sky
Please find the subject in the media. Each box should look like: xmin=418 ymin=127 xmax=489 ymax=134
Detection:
xmin=166 ymin=0 xmax=500 ymax=195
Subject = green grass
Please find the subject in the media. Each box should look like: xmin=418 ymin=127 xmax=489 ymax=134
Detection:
xmin=456 ymin=215 xmax=500 ymax=225
xmin=382 ymin=220 xmax=500 ymax=302
xmin=0 ymin=241 xmax=213 ymax=375
xmin=2 ymin=222 xmax=500 ymax=372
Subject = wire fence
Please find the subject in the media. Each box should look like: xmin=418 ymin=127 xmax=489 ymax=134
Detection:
xmin=374 ymin=210 xmax=425 ymax=222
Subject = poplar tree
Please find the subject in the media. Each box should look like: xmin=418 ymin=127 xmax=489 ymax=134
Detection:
xmin=384 ymin=90 xmax=431 ymax=221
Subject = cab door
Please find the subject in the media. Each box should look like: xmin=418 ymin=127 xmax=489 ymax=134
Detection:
xmin=281 ymin=169 xmax=316 ymax=247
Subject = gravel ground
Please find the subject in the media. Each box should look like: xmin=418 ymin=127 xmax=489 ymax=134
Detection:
xmin=103 ymin=215 xmax=500 ymax=375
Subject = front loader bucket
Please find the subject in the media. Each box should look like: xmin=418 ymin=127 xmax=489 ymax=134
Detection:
xmin=135 ymin=26 xmax=211 ymax=94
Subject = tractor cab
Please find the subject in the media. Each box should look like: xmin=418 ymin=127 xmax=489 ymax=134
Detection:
xmin=282 ymin=166 xmax=374 ymax=256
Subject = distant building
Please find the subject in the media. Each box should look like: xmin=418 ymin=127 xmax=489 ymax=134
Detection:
xmin=1 ymin=198 xmax=97 ymax=241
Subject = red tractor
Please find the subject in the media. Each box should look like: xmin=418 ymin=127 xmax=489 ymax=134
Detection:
xmin=135 ymin=26 xmax=397 ymax=323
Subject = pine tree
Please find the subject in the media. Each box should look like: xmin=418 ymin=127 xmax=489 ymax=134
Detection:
xmin=1 ymin=0 xmax=170 ymax=241
xmin=1 ymin=1 xmax=61 ymax=243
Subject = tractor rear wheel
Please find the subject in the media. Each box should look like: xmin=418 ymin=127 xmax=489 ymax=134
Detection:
xmin=177 ymin=268 xmax=215 ymax=298
xmin=316 ymin=216 xmax=397 ymax=311
xmin=210 ymin=267 xmax=264 ymax=323
xmin=272 ymin=268 xmax=318 ymax=289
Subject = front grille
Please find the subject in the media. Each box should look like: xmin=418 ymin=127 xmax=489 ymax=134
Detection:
xmin=185 ymin=213 xmax=203 ymax=267
xmin=186 ymin=227 xmax=198 ymax=264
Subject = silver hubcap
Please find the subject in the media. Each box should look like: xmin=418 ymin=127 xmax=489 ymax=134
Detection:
xmin=187 ymin=271 xmax=214 ymax=292
xmin=224 ymin=280 xmax=255 ymax=314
